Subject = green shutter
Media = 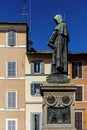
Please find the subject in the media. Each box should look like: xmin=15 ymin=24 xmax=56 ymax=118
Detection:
xmin=35 ymin=114 xmax=39 ymax=130
xmin=8 ymin=31 xmax=11 ymax=45
xmin=39 ymin=113 xmax=42 ymax=130
xmin=31 ymin=61 xmax=34 ymax=74
xmin=75 ymin=86 xmax=82 ymax=101
xmin=31 ymin=83 xmax=34 ymax=95
xmin=8 ymin=62 xmax=16 ymax=77
xmin=79 ymin=62 xmax=82 ymax=78
xmin=75 ymin=112 xmax=82 ymax=129
xmin=72 ymin=62 xmax=76 ymax=78
xmin=12 ymin=31 xmax=16 ymax=45
xmin=31 ymin=113 xmax=35 ymax=130
xmin=40 ymin=61 xmax=44 ymax=74
xmin=8 ymin=30 xmax=16 ymax=46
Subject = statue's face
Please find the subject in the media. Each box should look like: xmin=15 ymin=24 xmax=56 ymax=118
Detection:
xmin=54 ymin=14 xmax=63 ymax=23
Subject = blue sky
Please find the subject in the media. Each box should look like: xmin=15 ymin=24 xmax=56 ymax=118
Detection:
xmin=0 ymin=0 xmax=87 ymax=52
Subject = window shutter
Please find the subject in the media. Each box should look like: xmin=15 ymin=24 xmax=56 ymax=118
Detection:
xmin=31 ymin=113 xmax=35 ymax=130
xmin=72 ymin=62 xmax=82 ymax=78
xmin=8 ymin=92 xmax=11 ymax=108
xmin=12 ymin=31 xmax=16 ymax=45
xmin=35 ymin=114 xmax=39 ymax=130
xmin=7 ymin=91 xmax=16 ymax=108
xmin=31 ymin=61 xmax=34 ymax=74
xmin=72 ymin=63 xmax=76 ymax=78
xmin=75 ymin=112 xmax=82 ymax=129
xmin=39 ymin=113 xmax=42 ymax=130
xmin=40 ymin=61 xmax=44 ymax=74
xmin=8 ymin=31 xmax=12 ymax=45
xmin=8 ymin=30 xmax=16 ymax=46
xmin=31 ymin=84 xmax=34 ymax=95
xmin=12 ymin=62 xmax=16 ymax=76
xmin=75 ymin=86 xmax=82 ymax=101
xmin=7 ymin=120 xmax=17 ymax=130
xmin=8 ymin=62 xmax=16 ymax=77
xmin=79 ymin=62 xmax=82 ymax=78
xmin=12 ymin=92 xmax=16 ymax=108
xmin=78 ymin=86 xmax=82 ymax=101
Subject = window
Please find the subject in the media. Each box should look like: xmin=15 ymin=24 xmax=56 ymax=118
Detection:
xmin=30 ymin=113 xmax=42 ymax=130
xmin=6 ymin=91 xmax=17 ymax=109
xmin=7 ymin=61 xmax=16 ymax=77
xmin=7 ymin=30 xmax=16 ymax=46
xmin=75 ymin=112 xmax=82 ymax=129
xmin=72 ymin=62 xmax=82 ymax=79
xmin=31 ymin=83 xmax=41 ymax=96
xmin=31 ymin=60 xmax=44 ymax=74
xmin=6 ymin=119 xmax=17 ymax=130
xmin=75 ymin=86 xmax=82 ymax=101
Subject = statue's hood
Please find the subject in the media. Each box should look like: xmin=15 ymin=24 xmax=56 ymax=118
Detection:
xmin=54 ymin=14 xmax=64 ymax=23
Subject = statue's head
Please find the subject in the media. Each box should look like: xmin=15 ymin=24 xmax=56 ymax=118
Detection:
xmin=54 ymin=14 xmax=63 ymax=24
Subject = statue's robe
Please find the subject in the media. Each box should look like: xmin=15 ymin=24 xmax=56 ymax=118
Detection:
xmin=48 ymin=21 xmax=69 ymax=74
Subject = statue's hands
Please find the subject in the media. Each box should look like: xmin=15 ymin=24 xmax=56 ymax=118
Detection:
xmin=48 ymin=30 xmax=58 ymax=49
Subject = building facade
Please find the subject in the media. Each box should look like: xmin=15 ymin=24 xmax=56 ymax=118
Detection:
xmin=26 ymin=51 xmax=87 ymax=130
xmin=0 ymin=22 xmax=28 ymax=130
xmin=0 ymin=22 xmax=87 ymax=130
xmin=69 ymin=53 xmax=87 ymax=130
xmin=25 ymin=51 xmax=52 ymax=130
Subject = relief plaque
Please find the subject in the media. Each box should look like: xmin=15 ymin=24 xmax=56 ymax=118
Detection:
xmin=47 ymin=107 xmax=71 ymax=124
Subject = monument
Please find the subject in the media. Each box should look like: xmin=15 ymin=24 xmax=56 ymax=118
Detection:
xmin=40 ymin=14 xmax=76 ymax=130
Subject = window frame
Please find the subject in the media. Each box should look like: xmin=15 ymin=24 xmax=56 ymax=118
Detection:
xmin=6 ymin=91 xmax=17 ymax=109
xmin=75 ymin=85 xmax=84 ymax=102
xmin=6 ymin=30 xmax=17 ymax=47
xmin=31 ymin=82 xmax=42 ymax=96
xmin=72 ymin=61 xmax=83 ymax=79
xmin=30 ymin=112 xmax=42 ymax=130
xmin=6 ymin=61 xmax=17 ymax=78
xmin=31 ymin=60 xmax=44 ymax=74
xmin=75 ymin=111 xmax=83 ymax=130
xmin=6 ymin=119 xmax=17 ymax=130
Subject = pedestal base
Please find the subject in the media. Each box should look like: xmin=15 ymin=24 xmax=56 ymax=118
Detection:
xmin=46 ymin=74 xmax=70 ymax=84
xmin=41 ymin=82 xmax=77 ymax=130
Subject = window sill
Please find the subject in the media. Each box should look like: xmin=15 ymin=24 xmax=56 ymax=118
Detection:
xmin=6 ymin=108 xmax=18 ymax=111
xmin=5 ymin=77 xmax=25 ymax=79
xmin=75 ymin=101 xmax=83 ymax=103
xmin=6 ymin=77 xmax=17 ymax=79
xmin=72 ymin=77 xmax=83 ymax=79
xmin=32 ymin=94 xmax=41 ymax=96
xmin=6 ymin=45 xmax=26 ymax=48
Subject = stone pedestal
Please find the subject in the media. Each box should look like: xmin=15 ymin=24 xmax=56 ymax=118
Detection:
xmin=40 ymin=82 xmax=76 ymax=130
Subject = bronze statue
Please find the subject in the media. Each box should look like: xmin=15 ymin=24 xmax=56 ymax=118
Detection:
xmin=48 ymin=14 xmax=69 ymax=74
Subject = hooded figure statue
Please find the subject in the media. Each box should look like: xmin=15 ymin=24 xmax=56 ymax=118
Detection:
xmin=48 ymin=14 xmax=69 ymax=74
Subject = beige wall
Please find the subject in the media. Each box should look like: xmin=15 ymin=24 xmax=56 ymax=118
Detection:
xmin=0 ymin=48 xmax=26 ymax=77
xmin=25 ymin=54 xmax=51 ymax=75
xmin=0 ymin=111 xmax=25 ymax=130
xmin=25 ymin=54 xmax=51 ymax=130
xmin=0 ymin=23 xmax=27 ymax=130
xmin=0 ymin=80 xmax=25 ymax=108
xmin=26 ymin=77 xmax=44 ymax=102
xmin=0 ymin=29 xmax=26 ymax=47
xmin=26 ymin=104 xmax=42 ymax=130
xmin=25 ymin=54 xmax=52 ymax=102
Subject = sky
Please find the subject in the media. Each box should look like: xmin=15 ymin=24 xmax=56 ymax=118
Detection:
xmin=0 ymin=0 xmax=87 ymax=52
